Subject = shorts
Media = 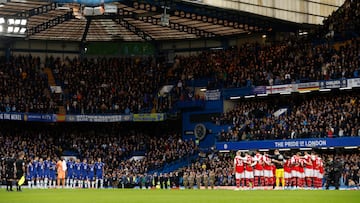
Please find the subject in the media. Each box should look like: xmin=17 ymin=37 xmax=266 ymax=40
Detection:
xmin=264 ymin=169 xmax=274 ymax=178
xmin=275 ymin=169 xmax=284 ymax=178
xmin=6 ymin=171 xmax=14 ymax=179
xmin=235 ymin=172 xmax=245 ymax=179
xmin=58 ymin=171 xmax=65 ymax=179
xmin=245 ymin=171 xmax=254 ymax=179
xmin=96 ymin=174 xmax=103 ymax=179
xmin=284 ymin=172 xmax=292 ymax=179
xmin=16 ymin=171 xmax=24 ymax=179
xmin=254 ymin=169 xmax=263 ymax=177
xmin=291 ymin=170 xmax=300 ymax=178
xmin=88 ymin=176 xmax=95 ymax=181
xmin=304 ymin=168 xmax=313 ymax=177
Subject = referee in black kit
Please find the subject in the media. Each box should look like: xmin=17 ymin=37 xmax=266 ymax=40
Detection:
xmin=5 ymin=153 xmax=16 ymax=191
xmin=15 ymin=152 xmax=25 ymax=192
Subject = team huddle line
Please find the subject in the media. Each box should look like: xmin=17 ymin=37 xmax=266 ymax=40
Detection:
xmin=233 ymin=150 xmax=324 ymax=190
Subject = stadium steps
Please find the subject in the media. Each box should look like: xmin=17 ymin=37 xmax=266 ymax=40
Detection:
xmin=44 ymin=68 xmax=66 ymax=115
xmin=44 ymin=68 xmax=56 ymax=86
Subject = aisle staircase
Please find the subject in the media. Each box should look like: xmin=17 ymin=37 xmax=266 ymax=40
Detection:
xmin=44 ymin=68 xmax=66 ymax=114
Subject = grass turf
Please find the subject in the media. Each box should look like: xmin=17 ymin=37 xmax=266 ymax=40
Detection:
xmin=0 ymin=189 xmax=359 ymax=203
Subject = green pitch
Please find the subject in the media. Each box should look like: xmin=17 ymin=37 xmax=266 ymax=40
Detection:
xmin=0 ymin=189 xmax=359 ymax=203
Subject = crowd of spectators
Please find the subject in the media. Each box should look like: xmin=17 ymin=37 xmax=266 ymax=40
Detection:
xmin=0 ymin=55 xmax=57 ymax=113
xmin=0 ymin=123 xmax=197 ymax=182
xmin=172 ymin=37 xmax=359 ymax=90
xmin=215 ymin=91 xmax=360 ymax=141
xmin=321 ymin=0 xmax=360 ymax=39
xmin=46 ymin=56 xmax=170 ymax=114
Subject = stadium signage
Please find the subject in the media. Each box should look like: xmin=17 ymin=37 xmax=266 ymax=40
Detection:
xmin=216 ymin=137 xmax=360 ymax=150
xmin=205 ymin=89 xmax=221 ymax=101
xmin=347 ymin=78 xmax=360 ymax=87
xmin=296 ymin=82 xmax=320 ymax=92
xmin=319 ymin=79 xmax=347 ymax=89
xmin=266 ymin=84 xmax=293 ymax=94
xmin=0 ymin=113 xmax=23 ymax=121
xmin=133 ymin=113 xmax=166 ymax=122
xmin=65 ymin=114 xmax=133 ymax=122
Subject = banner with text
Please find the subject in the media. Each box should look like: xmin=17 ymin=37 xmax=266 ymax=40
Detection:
xmin=347 ymin=78 xmax=360 ymax=88
xmin=0 ymin=113 xmax=24 ymax=121
xmin=216 ymin=137 xmax=360 ymax=150
xmin=266 ymin=84 xmax=294 ymax=94
xmin=65 ymin=114 xmax=133 ymax=122
xmin=205 ymin=89 xmax=221 ymax=101
xmin=319 ymin=79 xmax=347 ymax=89
xmin=133 ymin=113 xmax=166 ymax=122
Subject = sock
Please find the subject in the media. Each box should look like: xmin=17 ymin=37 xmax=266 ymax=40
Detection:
xmin=100 ymin=179 xmax=104 ymax=188
xmin=260 ymin=176 xmax=265 ymax=186
xmin=44 ymin=178 xmax=48 ymax=188
xmin=236 ymin=179 xmax=240 ymax=188
xmin=241 ymin=179 xmax=245 ymax=187
xmin=254 ymin=177 xmax=259 ymax=187
xmin=306 ymin=177 xmax=312 ymax=188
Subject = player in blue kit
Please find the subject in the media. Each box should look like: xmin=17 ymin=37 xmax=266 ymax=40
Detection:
xmin=26 ymin=158 xmax=35 ymax=189
xmin=33 ymin=156 xmax=39 ymax=188
xmin=37 ymin=158 xmax=45 ymax=188
xmin=44 ymin=157 xmax=51 ymax=188
xmin=88 ymin=160 xmax=95 ymax=188
xmin=95 ymin=158 xmax=104 ymax=188
xmin=74 ymin=159 xmax=82 ymax=188
xmin=81 ymin=159 xmax=89 ymax=188
xmin=66 ymin=158 xmax=75 ymax=188
xmin=49 ymin=159 xmax=57 ymax=188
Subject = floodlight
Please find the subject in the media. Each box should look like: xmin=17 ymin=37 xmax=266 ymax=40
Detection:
xmin=14 ymin=27 xmax=20 ymax=33
xmin=19 ymin=27 xmax=26 ymax=34
xmin=14 ymin=19 xmax=21 ymax=25
xmin=8 ymin=19 xmax=14 ymax=25
xmin=7 ymin=26 xmax=14 ymax=33
xmin=15 ymin=19 xmax=21 ymax=25
xmin=20 ymin=19 xmax=27 ymax=26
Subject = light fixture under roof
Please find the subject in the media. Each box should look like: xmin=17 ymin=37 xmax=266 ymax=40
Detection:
xmin=8 ymin=19 xmax=14 ymax=25
xmin=14 ymin=19 xmax=21 ymax=25
xmin=19 ymin=27 xmax=26 ymax=34
xmin=7 ymin=26 xmax=14 ymax=33
xmin=20 ymin=19 xmax=27 ymax=26
xmin=0 ymin=17 xmax=5 ymax=24
xmin=13 ymin=27 xmax=20 ymax=33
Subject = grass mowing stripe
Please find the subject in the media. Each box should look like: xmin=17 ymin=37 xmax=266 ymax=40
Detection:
xmin=0 ymin=189 xmax=359 ymax=203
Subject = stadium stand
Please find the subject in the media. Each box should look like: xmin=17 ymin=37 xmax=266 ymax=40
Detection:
xmin=0 ymin=0 xmax=360 ymax=192
xmin=215 ymin=91 xmax=360 ymax=141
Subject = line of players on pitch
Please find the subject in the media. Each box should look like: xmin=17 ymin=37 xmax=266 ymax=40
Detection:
xmin=26 ymin=157 xmax=105 ymax=189
xmin=233 ymin=149 xmax=324 ymax=190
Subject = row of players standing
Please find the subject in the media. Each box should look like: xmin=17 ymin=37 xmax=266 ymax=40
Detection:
xmin=26 ymin=157 xmax=105 ymax=189
xmin=233 ymin=150 xmax=325 ymax=189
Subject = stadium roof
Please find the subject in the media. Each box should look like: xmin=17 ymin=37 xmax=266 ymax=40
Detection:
xmin=0 ymin=0 xmax=347 ymax=41
xmin=183 ymin=0 xmax=345 ymax=25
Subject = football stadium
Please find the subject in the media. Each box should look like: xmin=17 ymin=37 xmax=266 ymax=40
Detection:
xmin=0 ymin=0 xmax=360 ymax=202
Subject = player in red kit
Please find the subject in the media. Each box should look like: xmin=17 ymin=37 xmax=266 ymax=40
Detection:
xmin=233 ymin=151 xmax=245 ymax=190
xmin=263 ymin=152 xmax=273 ymax=188
xmin=283 ymin=157 xmax=292 ymax=189
xmin=312 ymin=152 xmax=324 ymax=189
xmin=290 ymin=152 xmax=301 ymax=188
xmin=253 ymin=151 xmax=264 ymax=187
xmin=298 ymin=157 xmax=305 ymax=188
xmin=303 ymin=151 xmax=314 ymax=189
xmin=244 ymin=152 xmax=255 ymax=189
